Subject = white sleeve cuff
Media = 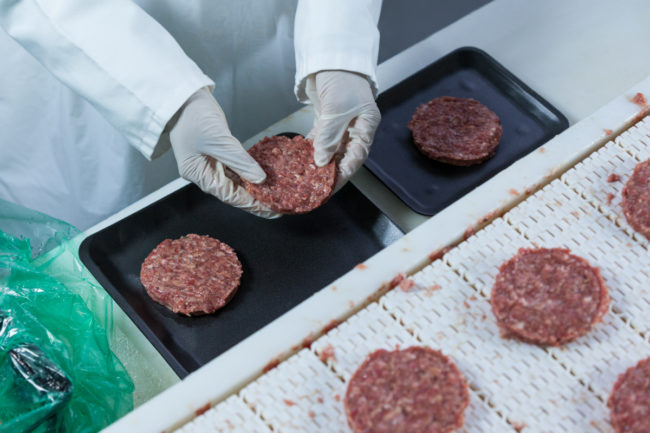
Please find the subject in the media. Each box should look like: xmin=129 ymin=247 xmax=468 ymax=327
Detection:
xmin=294 ymin=50 xmax=378 ymax=103
xmin=294 ymin=0 xmax=381 ymax=103
xmin=137 ymin=76 xmax=214 ymax=160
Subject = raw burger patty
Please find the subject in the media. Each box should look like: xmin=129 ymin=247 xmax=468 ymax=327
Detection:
xmin=408 ymin=96 xmax=502 ymax=166
xmin=140 ymin=234 xmax=242 ymax=316
xmin=345 ymin=346 xmax=469 ymax=433
xmin=243 ymin=135 xmax=336 ymax=214
xmin=622 ymin=159 xmax=650 ymax=240
xmin=491 ymin=248 xmax=609 ymax=346
xmin=608 ymin=357 xmax=650 ymax=433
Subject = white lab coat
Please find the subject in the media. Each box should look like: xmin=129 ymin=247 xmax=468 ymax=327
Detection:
xmin=0 ymin=0 xmax=381 ymax=230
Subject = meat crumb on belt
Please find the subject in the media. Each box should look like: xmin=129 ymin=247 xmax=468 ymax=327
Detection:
xmin=262 ymin=358 xmax=280 ymax=373
xmin=512 ymin=421 xmax=527 ymax=432
xmin=322 ymin=320 xmax=341 ymax=334
xmin=463 ymin=226 xmax=476 ymax=240
xmin=429 ymin=246 xmax=453 ymax=262
xmin=399 ymin=278 xmax=415 ymax=292
xmin=194 ymin=403 xmax=210 ymax=416
xmin=319 ymin=344 xmax=336 ymax=363
xmin=607 ymin=173 xmax=621 ymax=183
xmin=632 ymin=92 xmax=648 ymax=106
xmin=389 ymin=273 xmax=406 ymax=289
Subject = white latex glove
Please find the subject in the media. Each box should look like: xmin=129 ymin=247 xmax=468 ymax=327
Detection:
xmin=170 ymin=87 xmax=280 ymax=219
xmin=305 ymin=70 xmax=381 ymax=191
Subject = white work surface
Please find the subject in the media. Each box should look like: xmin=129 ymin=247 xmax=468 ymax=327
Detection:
xmin=94 ymin=0 xmax=650 ymax=431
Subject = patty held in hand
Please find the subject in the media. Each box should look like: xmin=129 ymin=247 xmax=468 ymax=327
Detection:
xmin=408 ymin=96 xmax=502 ymax=166
xmin=243 ymin=135 xmax=337 ymax=214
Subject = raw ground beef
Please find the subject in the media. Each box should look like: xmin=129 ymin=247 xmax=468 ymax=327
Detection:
xmin=408 ymin=96 xmax=502 ymax=166
xmin=243 ymin=135 xmax=336 ymax=214
xmin=490 ymin=248 xmax=609 ymax=346
xmin=621 ymin=159 xmax=650 ymax=240
xmin=344 ymin=346 xmax=469 ymax=433
xmin=140 ymin=234 xmax=242 ymax=316
xmin=608 ymin=356 xmax=650 ymax=433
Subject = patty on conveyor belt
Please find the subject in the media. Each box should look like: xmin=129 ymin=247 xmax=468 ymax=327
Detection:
xmin=243 ymin=135 xmax=337 ymax=214
xmin=608 ymin=356 xmax=650 ymax=433
xmin=345 ymin=346 xmax=469 ymax=433
xmin=408 ymin=96 xmax=502 ymax=166
xmin=490 ymin=247 xmax=609 ymax=346
xmin=622 ymin=158 xmax=650 ymax=240
xmin=140 ymin=234 xmax=242 ymax=316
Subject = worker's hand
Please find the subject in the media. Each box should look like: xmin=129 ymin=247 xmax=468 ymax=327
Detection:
xmin=169 ymin=87 xmax=280 ymax=219
xmin=305 ymin=70 xmax=381 ymax=191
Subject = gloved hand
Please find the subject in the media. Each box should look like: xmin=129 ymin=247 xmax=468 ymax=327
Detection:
xmin=169 ymin=87 xmax=280 ymax=219
xmin=305 ymin=70 xmax=381 ymax=191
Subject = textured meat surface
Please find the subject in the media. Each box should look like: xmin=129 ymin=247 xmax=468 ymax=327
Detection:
xmin=491 ymin=248 xmax=609 ymax=346
xmin=345 ymin=347 xmax=469 ymax=433
xmin=622 ymin=159 xmax=650 ymax=240
xmin=608 ymin=357 xmax=650 ymax=433
xmin=408 ymin=96 xmax=502 ymax=166
xmin=243 ymin=135 xmax=336 ymax=214
xmin=140 ymin=234 xmax=242 ymax=316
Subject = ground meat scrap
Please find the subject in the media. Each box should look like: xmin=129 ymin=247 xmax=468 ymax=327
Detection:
xmin=344 ymin=346 xmax=469 ymax=433
xmin=490 ymin=248 xmax=609 ymax=346
xmin=408 ymin=96 xmax=502 ymax=166
xmin=243 ymin=135 xmax=337 ymax=214
xmin=139 ymin=234 xmax=242 ymax=316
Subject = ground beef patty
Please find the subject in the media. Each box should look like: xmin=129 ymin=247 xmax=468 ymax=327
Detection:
xmin=622 ymin=159 xmax=650 ymax=240
xmin=345 ymin=347 xmax=469 ymax=433
xmin=243 ymin=135 xmax=336 ymax=214
xmin=140 ymin=234 xmax=242 ymax=316
xmin=491 ymin=248 xmax=609 ymax=346
xmin=608 ymin=357 xmax=650 ymax=433
xmin=408 ymin=96 xmax=502 ymax=166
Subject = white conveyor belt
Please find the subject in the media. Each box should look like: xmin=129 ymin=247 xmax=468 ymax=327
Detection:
xmin=172 ymin=118 xmax=650 ymax=433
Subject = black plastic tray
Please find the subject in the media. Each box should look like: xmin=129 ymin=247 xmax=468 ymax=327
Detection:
xmin=365 ymin=47 xmax=569 ymax=215
xmin=79 ymin=176 xmax=402 ymax=377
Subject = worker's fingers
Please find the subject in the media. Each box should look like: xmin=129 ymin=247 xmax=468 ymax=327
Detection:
xmin=170 ymin=87 xmax=267 ymax=184
xmin=313 ymin=102 xmax=380 ymax=168
xmin=199 ymin=134 xmax=267 ymax=184
xmin=333 ymin=109 xmax=380 ymax=191
xmin=306 ymin=120 xmax=318 ymax=142
xmin=312 ymin=106 xmax=358 ymax=167
xmin=304 ymin=74 xmax=322 ymax=117
xmin=178 ymin=156 xmax=281 ymax=219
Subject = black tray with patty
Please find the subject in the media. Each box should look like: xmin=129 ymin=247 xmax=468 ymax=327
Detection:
xmin=365 ymin=46 xmax=569 ymax=215
xmin=79 ymin=151 xmax=403 ymax=377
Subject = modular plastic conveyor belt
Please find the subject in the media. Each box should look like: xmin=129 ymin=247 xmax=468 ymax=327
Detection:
xmin=175 ymin=117 xmax=650 ymax=433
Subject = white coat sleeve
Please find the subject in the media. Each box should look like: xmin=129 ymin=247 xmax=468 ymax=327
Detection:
xmin=0 ymin=0 xmax=214 ymax=160
xmin=294 ymin=0 xmax=382 ymax=103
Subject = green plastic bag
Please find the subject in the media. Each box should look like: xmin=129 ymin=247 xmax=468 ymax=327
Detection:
xmin=0 ymin=201 xmax=134 ymax=433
